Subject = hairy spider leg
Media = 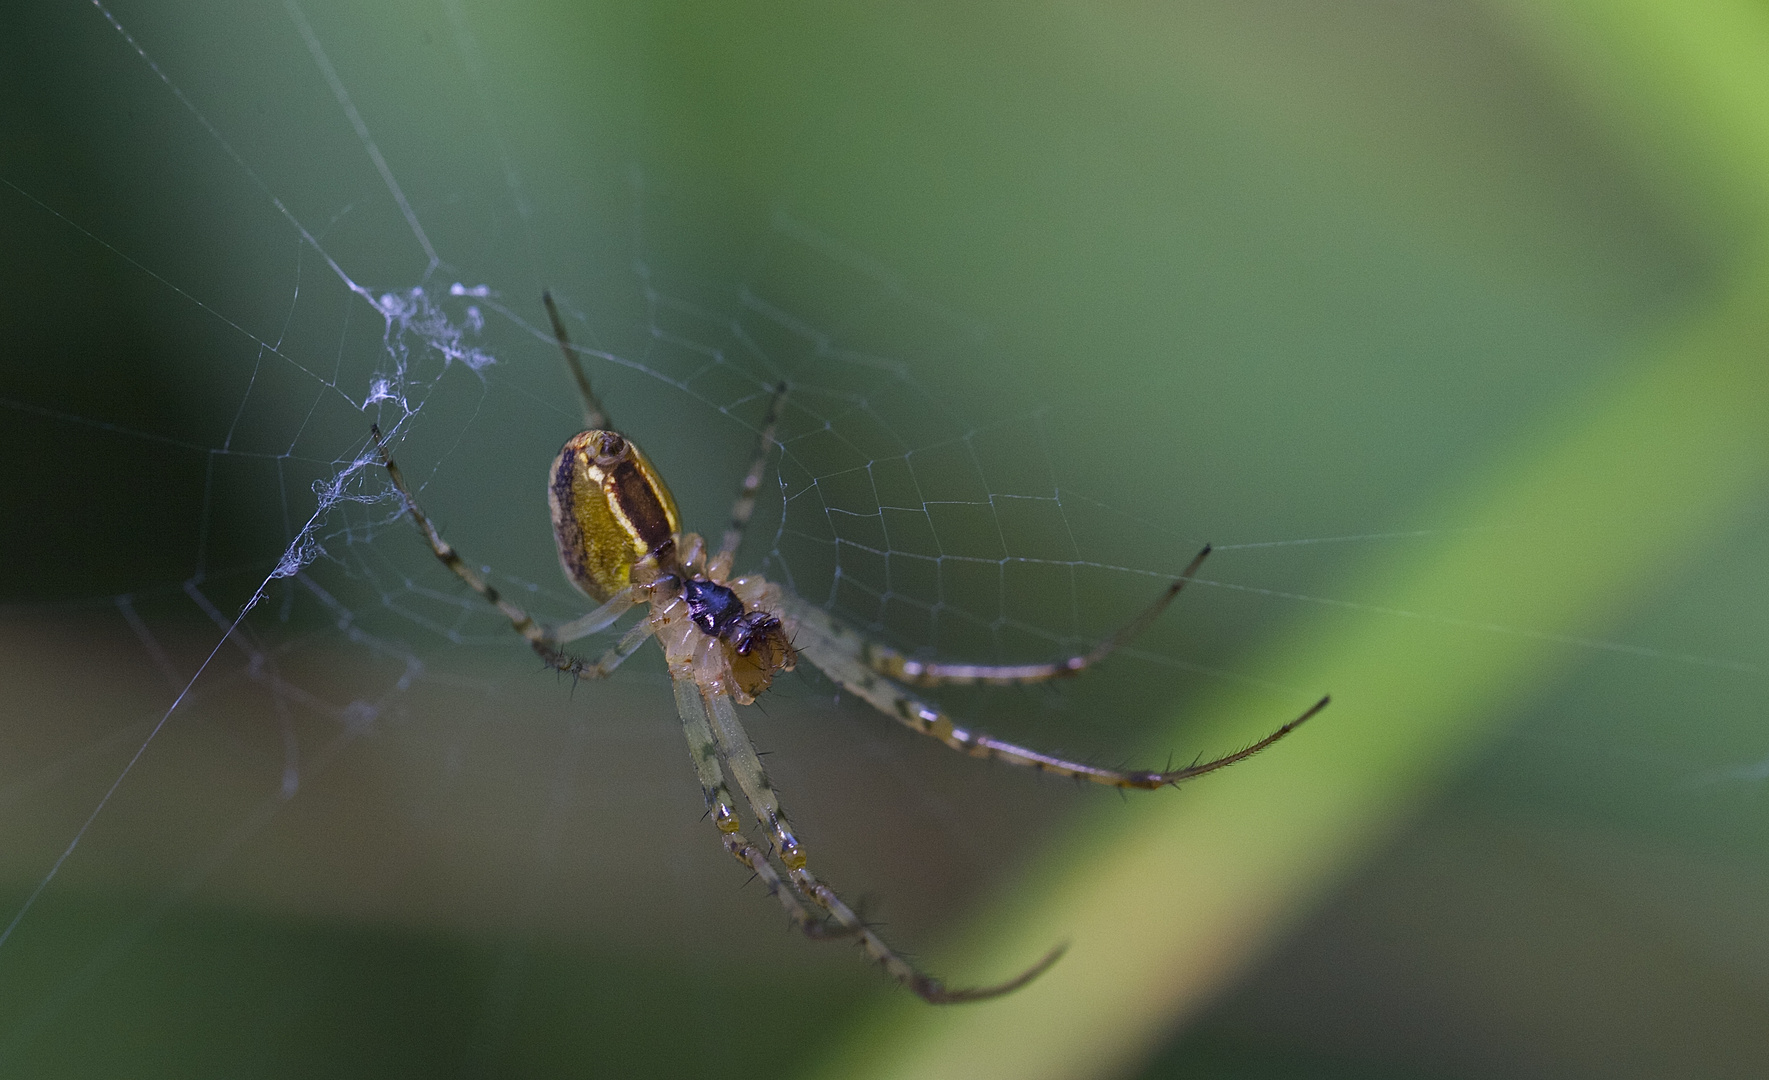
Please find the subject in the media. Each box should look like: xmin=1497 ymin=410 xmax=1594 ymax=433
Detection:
xmin=373 ymin=426 xmax=640 ymax=674
xmin=670 ymin=677 xmax=857 ymax=940
xmin=544 ymin=616 xmax=658 ymax=682
xmin=698 ymin=686 xmax=1064 ymax=1003
xmin=857 ymin=545 xmax=1215 ymax=688
xmin=542 ymin=290 xmax=610 ymax=431
xmin=782 ymin=590 xmax=1329 ymax=790
xmin=715 ymin=382 xmax=788 ymax=569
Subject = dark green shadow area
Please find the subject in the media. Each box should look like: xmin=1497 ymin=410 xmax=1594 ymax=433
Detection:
xmin=1147 ymin=1031 xmax=1445 ymax=1080
xmin=0 ymin=887 xmax=865 ymax=1079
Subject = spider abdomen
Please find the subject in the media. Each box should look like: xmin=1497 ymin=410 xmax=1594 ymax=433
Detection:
xmin=549 ymin=429 xmax=682 ymax=601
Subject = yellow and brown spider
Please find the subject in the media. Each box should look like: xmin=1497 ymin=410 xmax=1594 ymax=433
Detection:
xmin=371 ymin=293 xmax=1329 ymax=1004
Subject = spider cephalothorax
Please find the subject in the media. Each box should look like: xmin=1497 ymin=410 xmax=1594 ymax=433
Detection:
xmin=677 ymin=576 xmax=797 ymax=700
xmin=371 ymin=291 xmax=1327 ymax=1005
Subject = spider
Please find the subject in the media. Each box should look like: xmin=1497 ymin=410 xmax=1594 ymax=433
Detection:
xmin=371 ymin=293 xmax=1330 ymax=1004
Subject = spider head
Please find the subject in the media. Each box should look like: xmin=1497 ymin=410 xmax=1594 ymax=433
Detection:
xmin=725 ymin=610 xmax=796 ymax=700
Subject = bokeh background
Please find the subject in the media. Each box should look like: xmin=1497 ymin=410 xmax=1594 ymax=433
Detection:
xmin=5 ymin=1 xmax=1769 ymax=1077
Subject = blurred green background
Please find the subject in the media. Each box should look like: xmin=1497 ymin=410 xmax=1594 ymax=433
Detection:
xmin=5 ymin=0 xmax=1769 ymax=1077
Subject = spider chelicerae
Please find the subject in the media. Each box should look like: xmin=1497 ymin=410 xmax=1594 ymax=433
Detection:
xmin=371 ymin=293 xmax=1329 ymax=1004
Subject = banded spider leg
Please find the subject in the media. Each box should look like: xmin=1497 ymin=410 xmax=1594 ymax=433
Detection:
xmin=779 ymin=550 xmax=1329 ymax=790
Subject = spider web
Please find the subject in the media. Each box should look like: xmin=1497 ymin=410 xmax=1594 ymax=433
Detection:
xmin=3 ymin=0 xmax=1765 ymax=1075
xmin=0 ymin=2 xmax=1295 ymax=1064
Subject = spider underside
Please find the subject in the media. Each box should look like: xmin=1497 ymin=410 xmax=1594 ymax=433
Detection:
xmin=371 ymin=293 xmax=1328 ymax=1004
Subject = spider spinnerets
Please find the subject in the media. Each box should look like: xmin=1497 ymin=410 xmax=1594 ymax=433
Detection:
xmin=371 ymin=291 xmax=1329 ymax=1004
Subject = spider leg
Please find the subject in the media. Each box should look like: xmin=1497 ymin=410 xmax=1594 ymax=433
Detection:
xmin=699 ymin=685 xmax=1064 ymax=1003
xmin=789 ymin=602 xmax=1328 ymax=790
xmin=541 ymin=290 xmax=610 ymax=431
xmin=670 ymin=676 xmax=849 ymax=939
xmin=715 ymin=382 xmax=788 ymax=569
xmin=549 ymin=601 xmax=643 ymax=646
xmin=800 ymin=546 xmax=1214 ymax=688
xmin=542 ymin=617 xmax=654 ymax=682
xmin=372 ymin=427 xmax=638 ymax=668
